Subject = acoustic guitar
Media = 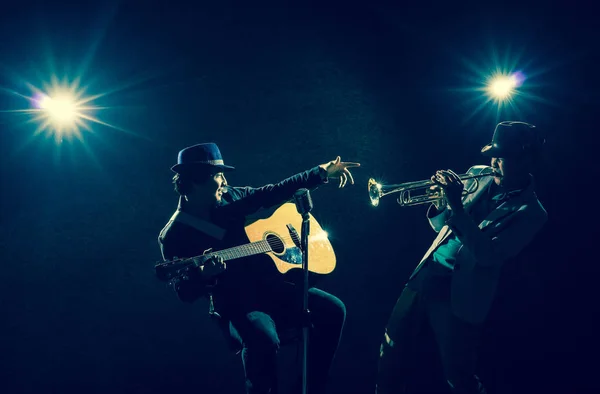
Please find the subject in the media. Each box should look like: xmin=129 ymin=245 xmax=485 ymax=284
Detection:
xmin=155 ymin=203 xmax=336 ymax=282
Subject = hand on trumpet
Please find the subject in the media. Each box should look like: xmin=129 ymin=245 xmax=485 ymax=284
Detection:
xmin=431 ymin=169 xmax=465 ymax=212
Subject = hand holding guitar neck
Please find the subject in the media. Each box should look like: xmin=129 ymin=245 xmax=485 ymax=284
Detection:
xmin=200 ymin=255 xmax=227 ymax=278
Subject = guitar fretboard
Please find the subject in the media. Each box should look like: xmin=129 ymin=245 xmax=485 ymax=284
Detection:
xmin=204 ymin=239 xmax=274 ymax=262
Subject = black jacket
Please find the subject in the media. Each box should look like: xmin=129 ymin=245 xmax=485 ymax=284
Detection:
xmin=157 ymin=166 xmax=328 ymax=313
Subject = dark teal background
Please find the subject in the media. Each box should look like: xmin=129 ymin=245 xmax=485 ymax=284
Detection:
xmin=0 ymin=1 xmax=595 ymax=393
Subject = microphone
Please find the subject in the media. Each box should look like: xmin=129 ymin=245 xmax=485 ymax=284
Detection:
xmin=293 ymin=188 xmax=313 ymax=216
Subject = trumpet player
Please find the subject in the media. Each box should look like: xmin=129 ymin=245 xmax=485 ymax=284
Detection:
xmin=376 ymin=121 xmax=548 ymax=394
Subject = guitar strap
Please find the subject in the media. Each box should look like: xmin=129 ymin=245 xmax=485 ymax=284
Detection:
xmin=170 ymin=210 xmax=227 ymax=241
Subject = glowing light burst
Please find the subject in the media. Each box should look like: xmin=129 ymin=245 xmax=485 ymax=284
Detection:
xmin=22 ymin=77 xmax=107 ymax=143
xmin=0 ymin=76 xmax=116 ymax=144
xmin=38 ymin=94 xmax=78 ymax=122
xmin=451 ymin=49 xmax=546 ymax=125
xmin=485 ymin=71 xmax=525 ymax=104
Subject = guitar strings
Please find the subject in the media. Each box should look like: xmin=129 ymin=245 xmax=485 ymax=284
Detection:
xmin=162 ymin=232 xmax=328 ymax=264
xmin=204 ymin=233 xmax=324 ymax=257
xmin=218 ymin=235 xmax=313 ymax=250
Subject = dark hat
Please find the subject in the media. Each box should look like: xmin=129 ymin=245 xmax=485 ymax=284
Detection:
xmin=171 ymin=143 xmax=235 ymax=174
xmin=481 ymin=121 xmax=544 ymax=157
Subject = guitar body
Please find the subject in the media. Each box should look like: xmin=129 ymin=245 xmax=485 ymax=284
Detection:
xmin=154 ymin=203 xmax=337 ymax=282
xmin=245 ymin=203 xmax=336 ymax=275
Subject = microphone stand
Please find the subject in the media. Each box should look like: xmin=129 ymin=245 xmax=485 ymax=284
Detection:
xmin=300 ymin=207 xmax=310 ymax=394
xmin=291 ymin=189 xmax=312 ymax=394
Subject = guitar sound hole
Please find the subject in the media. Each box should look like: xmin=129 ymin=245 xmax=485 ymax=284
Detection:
xmin=265 ymin=234 xmax=285 ymax=254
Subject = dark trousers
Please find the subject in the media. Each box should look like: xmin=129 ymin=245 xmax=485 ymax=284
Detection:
xmin=376 ymin=284 xmax=487 ymax=394
xmin=227 ymin=286 xmax=346 ymax=394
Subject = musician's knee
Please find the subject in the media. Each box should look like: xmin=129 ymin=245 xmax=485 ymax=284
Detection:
xmin=244 ymin=312 xmax=280 ymax=352
xmin=308 ymin=288 xmax=346 ymax=331
xmin=325 ymin=294 xmax=346 ymax=330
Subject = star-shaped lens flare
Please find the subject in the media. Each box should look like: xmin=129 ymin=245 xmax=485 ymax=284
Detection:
xmin=5 ymin=75 xmax=113 ymax=144
xmin=28 ymin=77 xmax=108 ymax=143
xmin=485 ymin=71 xmax=525 ymax=104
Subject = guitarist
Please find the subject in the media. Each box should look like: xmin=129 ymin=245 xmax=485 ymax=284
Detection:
xmin=157 ymin=142 xmax=360 ymax=394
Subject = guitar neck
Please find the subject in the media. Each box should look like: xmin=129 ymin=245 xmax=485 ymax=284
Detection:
xmin=205 ymin=239 xmax=273 ymax=262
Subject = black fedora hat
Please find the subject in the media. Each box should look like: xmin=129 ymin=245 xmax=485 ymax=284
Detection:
xmin=481 ymin=121 xmax=543 ymax=157
xmin=171 ymin=143 xmax=235 ymax=174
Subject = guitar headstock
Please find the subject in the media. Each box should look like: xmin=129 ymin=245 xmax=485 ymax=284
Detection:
xmin=154 ymin=257 xmax=194 ymax=281
xmin=154 ymin=256 xmax=203 ymax=281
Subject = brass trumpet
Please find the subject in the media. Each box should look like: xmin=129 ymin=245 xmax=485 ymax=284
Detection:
xmin=368 ymin=169 xmax=499 ymax=207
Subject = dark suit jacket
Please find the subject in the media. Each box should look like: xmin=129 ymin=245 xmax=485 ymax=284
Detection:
xmin=410 ymin=165 xmax=548 ymax=324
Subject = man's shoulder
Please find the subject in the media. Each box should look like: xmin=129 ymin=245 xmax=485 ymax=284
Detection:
xmin=158 ymin=218 xmax=173 ymax=242
xmin=516 ymin=175 xmax=548 ymax=222
xmin=524 ymin=192 xmax=548 ymax=223
xmin=158 ymin=218 xmax=184 ymax=244
xmin=158 ymin=217 xmax=219 ymax=259
xmin=159 ymin=217 xmax=203 ymax=241
xmin=160 ymin=214 xmax=222 ymax=237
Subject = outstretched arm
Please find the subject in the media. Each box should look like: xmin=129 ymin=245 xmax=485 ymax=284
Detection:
xmin=218 ymin=156 xmax=359 ymax=218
